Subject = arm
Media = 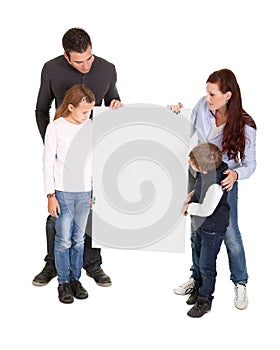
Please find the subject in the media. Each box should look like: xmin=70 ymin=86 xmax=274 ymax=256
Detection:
xmin=182 ymin=190 xmax=194 ymax=216
xmin=221 ymin=126 xmax=257 ymax=190
xmin=43 ymin=123 xmax=60 ymax=217
xmin=235 ymin=125 xmax=256 ymax=180
xmin=103 ymin=65 xmax=122 ymax=109
xmin=35 ymin=64 xmax=55 ymax=141
xmin=186 ymin=184 xmax=223 ymax=217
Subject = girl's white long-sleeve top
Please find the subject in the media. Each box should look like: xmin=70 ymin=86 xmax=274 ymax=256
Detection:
xmin=43 ymin=117 xmax=93 ymax=195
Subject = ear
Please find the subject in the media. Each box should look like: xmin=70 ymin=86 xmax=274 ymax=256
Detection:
xmin=225 ymin=91 xmax=232 ymax=101
xmin=63 ymin=52 xmax=71 ymax=64
xmin=67 ymin=103 xmax=74 ymax=112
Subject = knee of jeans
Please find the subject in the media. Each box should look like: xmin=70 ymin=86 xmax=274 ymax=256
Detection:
xmin=200 ymin=265 xmax=217 ymax=278
xmin=55 ymin=238 xmax=71 ymax=250
xmin=73 ymin=237 xmax=85 ymax=247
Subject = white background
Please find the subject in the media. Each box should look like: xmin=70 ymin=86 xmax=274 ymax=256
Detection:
xmin=1 ymin=0 xmax=279 ymax=349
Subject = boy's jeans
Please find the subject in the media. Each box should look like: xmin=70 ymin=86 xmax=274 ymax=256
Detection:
xmin=192 ymin=227 xmax=226 ymax=303
xmin=190 ymin=179 xmax=248 ymax=285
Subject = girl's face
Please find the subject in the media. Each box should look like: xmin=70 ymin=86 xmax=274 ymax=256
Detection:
xmin=205 ymin=82 xmax=231 ymax=111
xmin=67 ymin=101 xmax=95 ymax=124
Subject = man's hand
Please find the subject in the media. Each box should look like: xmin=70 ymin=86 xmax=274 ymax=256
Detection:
xmin=109 ymin=99 xmax=123 ymax=109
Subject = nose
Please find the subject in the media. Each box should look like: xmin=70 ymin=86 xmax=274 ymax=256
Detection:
xmin=81 ymin=62 xmax=90 ymax=71
xmin=205 ymin=94 xmax=210 ymax=103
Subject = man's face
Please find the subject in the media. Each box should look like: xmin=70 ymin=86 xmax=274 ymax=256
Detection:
xmin=64 ymin=45 xmax=94 ymax=74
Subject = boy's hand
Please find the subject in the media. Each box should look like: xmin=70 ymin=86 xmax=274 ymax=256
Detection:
xmin=182 ymin=202 xmax=189 ymax=216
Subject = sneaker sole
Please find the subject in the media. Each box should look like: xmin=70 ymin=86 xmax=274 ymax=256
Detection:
xmin=32 ymin=280 xmax=49 ymax=287
xmin=59 ymin=298 xmax=74 ymax=304
xmin=187 ymin=309 xmax=211 ymax=318
xmin=234 ymin=302 xmax=248 ymax=310
xmin=96 ymin=282 xmax=112 ymax=287
xmin=174 ymin=290 xmax=187 ymax=295
xmin=86 ymin=272 xmax=112 ymax=287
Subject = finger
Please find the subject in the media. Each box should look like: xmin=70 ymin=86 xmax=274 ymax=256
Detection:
xmin=110 ymin=100 xmax=121 ymax=109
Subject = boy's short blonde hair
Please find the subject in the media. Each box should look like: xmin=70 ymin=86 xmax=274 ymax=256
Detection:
xmin=189 ymin=142 xmax=222 ymax=172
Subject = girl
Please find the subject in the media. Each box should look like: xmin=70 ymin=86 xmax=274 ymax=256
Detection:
xmin=44 ymin=83 xmax=95 ymax=303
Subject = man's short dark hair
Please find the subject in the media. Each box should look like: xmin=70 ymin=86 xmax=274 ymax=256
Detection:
xmin=62 ymin=28 xmax=92 ymax=57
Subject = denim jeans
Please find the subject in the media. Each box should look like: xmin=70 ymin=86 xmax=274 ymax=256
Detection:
xmin=192 ymin=227 xmax=225 ymax=303
xmin=189 ymin=175 xmax=248 ymax=285
xmin=44 ymin=211 xmax=102 ymax=271
xmin=54 ymin=191 xmax=91 ymax=284
xmin=223 ymin=182 xmax=248 ymax=284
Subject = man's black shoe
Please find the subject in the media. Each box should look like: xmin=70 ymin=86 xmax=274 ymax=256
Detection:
xmin=187 ymin=297 xmax=211 ymax=318
xmin=186 ymin=287 xmax=199 ymax=305
xmin=58 ymin=283 xmax=74 ymax=304
xmin=70 ymin=279 xmax=88 ymax=299
xmin=86 ymin=268 xmax=112 ymax=287
xmin=32 ymin=263 xmax=57 ymax=286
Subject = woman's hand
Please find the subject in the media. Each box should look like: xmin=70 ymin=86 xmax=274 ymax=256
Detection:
xmin=221 ymin=169 xmax=238 ymax=191
xmin=167 ymin=102 xmax=184 ymax=114
xmin=48 ymin=197 xmax=60 ymax=218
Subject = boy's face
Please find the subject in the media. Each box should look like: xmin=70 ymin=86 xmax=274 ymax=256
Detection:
xmin=64 ymin=45 xmax=94 ymax=74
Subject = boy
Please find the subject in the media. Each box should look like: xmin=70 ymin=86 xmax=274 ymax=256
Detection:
xmin=182 ymin=142 xmax=230 ymax=318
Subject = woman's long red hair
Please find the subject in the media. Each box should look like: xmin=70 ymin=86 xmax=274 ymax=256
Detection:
xmin=207 ymin=69 xmax=256 ymax=162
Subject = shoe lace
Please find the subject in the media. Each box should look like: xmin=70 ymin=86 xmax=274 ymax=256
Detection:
xmin=194 ymin=299 xmax=206 ymax=311
xmin=61 ymin=283 xmax=72 ymax=295
xmin=235 ymin=284 xmax=246 ymax=301
xmin=179 ymin=279 xmax=195 ymax=294
xmin=41 ymin=263 xmax=55 ymax=276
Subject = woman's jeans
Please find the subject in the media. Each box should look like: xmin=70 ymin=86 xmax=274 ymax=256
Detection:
xmin=192 ymin=227 xmax=225 ymax=303
xmin=190 ymin=180 xmax=248 ymax=285
xmin=54 ymin=191 xmax=91 ymax=285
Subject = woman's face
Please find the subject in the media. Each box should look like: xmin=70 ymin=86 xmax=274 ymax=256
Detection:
xmin=205 ymin=82 xmax=231 ymax=111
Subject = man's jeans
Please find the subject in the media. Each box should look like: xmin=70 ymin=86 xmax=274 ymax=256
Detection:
xmin=190 ymin=174 xmax=248 ymax=285
xmin=45 ymin=211 xmax=102 ymax=272
xmin=54 ymin=191 xmax=91 ymax=284
xmin=192 ymin=227 xmax=225 ymax=303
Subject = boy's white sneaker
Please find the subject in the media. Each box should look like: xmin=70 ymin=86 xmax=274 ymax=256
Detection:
xmin=174 ymin=277 xmax=195 ymax=295
xmin=234 ymin=284 xmax=248 ymax=310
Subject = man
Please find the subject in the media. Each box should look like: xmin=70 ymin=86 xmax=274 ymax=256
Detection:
xmin=34 ymin=27 xmax=122 ymax=287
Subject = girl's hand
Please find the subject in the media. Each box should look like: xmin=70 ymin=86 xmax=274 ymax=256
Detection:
xmin=91 ymin=196 xmax=96 ymax=208
xmin=167 ymin=102 xmax=184 ymax=114
xmin=221 ymin=169 xmax=238 ymax=191
xmin=48 ymin=197 xmax=60 ymax=218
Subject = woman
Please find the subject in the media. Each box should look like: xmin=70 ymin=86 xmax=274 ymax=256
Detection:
xmin=169 ymin=69 xmax=256 ymax=310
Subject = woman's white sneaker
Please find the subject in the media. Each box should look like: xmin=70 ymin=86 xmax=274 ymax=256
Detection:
xmin=234 ymin=284 xmax=248 ymax=310
xmin=174 ymin=277 xmax=195 ymax=295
